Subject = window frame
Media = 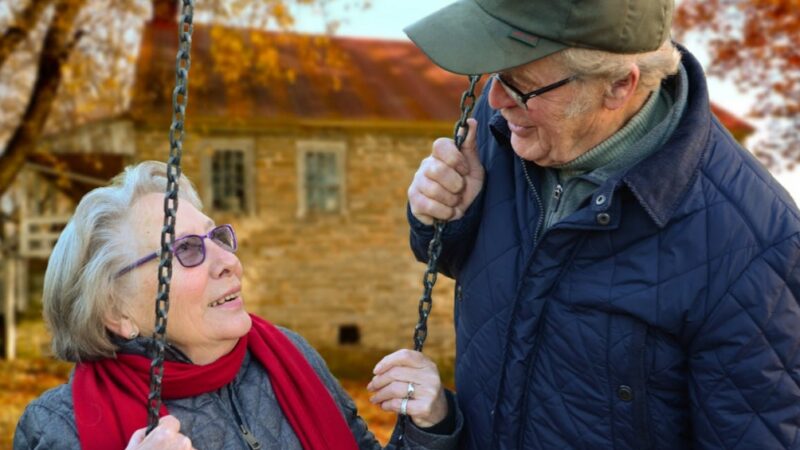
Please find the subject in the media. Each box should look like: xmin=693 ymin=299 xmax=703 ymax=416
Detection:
xmin=200 ymin=138 xmax=256 ymax=215
xmin=296 ymin=140 xmax=347 ymax=218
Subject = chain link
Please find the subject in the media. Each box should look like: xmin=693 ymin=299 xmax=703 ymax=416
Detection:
xmin=142 ymin=3 xmax=474 ymax=435
xmin=147 ymin=0 xmax=194 ymax=434
xmin=412 ymin=74 xmax=480 ymax=353
xmin=397 ymin=74 xmax=481 ymax=448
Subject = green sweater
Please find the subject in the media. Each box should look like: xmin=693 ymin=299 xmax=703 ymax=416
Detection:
xmin=540 ymin=67 xmax=688 ymax=229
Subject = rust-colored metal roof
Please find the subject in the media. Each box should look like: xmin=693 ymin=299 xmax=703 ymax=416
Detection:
xmin=130 ymin=22 xmax=481 ymax=126
xmin=130 ymin=20 xmax=754 ymax=138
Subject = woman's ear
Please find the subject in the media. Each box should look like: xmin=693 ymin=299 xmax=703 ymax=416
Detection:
xmin=103 ymin=310 xmax=139 ymax=340
xmin=603 ymin=64 xmax=641 ymax=110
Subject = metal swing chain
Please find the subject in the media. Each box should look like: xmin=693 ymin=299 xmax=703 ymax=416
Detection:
xmin=147 ymin=0 xmax=195 ymax=434
xmin=396 ymin=74 xmax=480 ymax=447
xmin=411 ymin=74 xmax=481 ymax=353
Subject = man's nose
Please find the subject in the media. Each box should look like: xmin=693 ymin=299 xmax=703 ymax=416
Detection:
xmin=488 ymin=77 xmax=519 ymax=110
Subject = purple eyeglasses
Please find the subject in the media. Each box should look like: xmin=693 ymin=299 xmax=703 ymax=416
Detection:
xmin=116 ymin=224 xmax=237 ymax=277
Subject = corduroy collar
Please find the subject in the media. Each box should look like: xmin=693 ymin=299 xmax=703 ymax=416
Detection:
xmin=620 ymin=45 xmax=711 ymax=228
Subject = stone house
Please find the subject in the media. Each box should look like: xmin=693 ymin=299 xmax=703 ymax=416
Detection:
xmin=9 ymin=2 xmax=474 ymax=364
xmin=1 ymin=1 xmax=756 ymax=366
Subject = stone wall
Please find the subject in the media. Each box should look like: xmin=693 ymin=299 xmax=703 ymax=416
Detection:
xmin=135 ymin=124 xmax=457 ymax=369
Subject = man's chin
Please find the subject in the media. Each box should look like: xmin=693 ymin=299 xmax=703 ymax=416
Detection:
xmin=511 ymin=142 xmax=549 ymax=167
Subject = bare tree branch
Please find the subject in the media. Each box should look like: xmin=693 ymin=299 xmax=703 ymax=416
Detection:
xmin=0 ymin=0 xmax=87 ymax=195
xmin=0 ymin=0 xmax=57 ymax=69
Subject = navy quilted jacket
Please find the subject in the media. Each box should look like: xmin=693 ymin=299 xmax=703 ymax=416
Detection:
xmin=409 ymin=48 xmax=800 ymax=449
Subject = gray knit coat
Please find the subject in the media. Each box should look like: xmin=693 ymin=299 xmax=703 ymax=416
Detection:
xmin=14 ymin=328 xmax=461 ymax=449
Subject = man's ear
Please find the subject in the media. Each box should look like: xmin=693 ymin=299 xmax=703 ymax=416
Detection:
xmin=603 ymin=64 xmax=641 ymax=110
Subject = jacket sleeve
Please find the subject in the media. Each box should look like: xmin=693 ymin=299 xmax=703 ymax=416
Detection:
xmin=14 ymin=401 xmax=79 ymax=450
xmin=383 ymin=391 xmax=463 ymax=450
xmin=280 ymin=328 xmax=463 ymax=450
xmin=688 ymin=234 xmax=800 ymax=449
xmin=408 ymin=192 xmax=485 ymax=280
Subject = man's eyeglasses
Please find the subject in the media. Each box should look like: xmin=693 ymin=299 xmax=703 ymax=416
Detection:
xmin=117 ymin=224 xmax=237 ymax=277
xmin=493 ymin=73 xmax=577 ymax=110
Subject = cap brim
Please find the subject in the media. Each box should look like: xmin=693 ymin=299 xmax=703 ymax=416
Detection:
xmin=404 ymin=0 xmax=567 ymax=75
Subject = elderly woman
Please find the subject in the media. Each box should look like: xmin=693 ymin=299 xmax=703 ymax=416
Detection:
xmin=14 ymin=161 xmax=460 ymax=450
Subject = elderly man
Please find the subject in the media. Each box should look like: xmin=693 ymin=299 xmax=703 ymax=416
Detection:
xmin=405 ymin=0 xmax=800 ymax=449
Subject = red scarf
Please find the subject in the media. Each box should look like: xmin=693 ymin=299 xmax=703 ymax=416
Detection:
xmin=72 ymin=314 xmax=358 ymax=450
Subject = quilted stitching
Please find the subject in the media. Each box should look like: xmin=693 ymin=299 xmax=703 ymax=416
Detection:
xmin=409 ymin=47 xmax=800 ymax=450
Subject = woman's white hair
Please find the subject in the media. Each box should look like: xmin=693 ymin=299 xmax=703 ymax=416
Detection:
xmin=43 ymin=161 xmax=202 ymax=361
xmin=556 ymin=40 xmax=682 ymax=116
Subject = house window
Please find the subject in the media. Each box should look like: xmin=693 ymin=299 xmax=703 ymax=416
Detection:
xmin=201 ymin=139 xmax=255 ymax=214
xmin=306 ymin=152 xmax=339 ymax=212
xmin=211 ymin=150 xmax=246 ymax=212
xmin=297 ymin=141 xmax=346 ymax=217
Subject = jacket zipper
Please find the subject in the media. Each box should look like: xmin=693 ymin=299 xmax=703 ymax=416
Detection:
xmin=520 ymin=157 xmax=544 ymax=246
xmin=549 ymin=183 xmax=564 ymax=229
xmin=490 ymin=157 xmax=547 ymax=450
xmin=227 ymin=386 xmax=262 ymax=449
xmin=510 ymin=157 xmax=586 ymax=448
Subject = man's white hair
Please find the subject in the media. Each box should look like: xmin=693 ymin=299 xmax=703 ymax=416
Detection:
xmin=557 ymin=40 xmax=682 ymax=117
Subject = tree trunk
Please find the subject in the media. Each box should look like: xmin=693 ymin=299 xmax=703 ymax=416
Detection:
xmin=0 ymin=0 xmax=56 ymax=69
xmin=0 ymin=0 xmax=87 ymax=196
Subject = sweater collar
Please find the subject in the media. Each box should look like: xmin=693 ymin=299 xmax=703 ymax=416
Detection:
xmin=556 ymin=84 xmax=667 ymax=180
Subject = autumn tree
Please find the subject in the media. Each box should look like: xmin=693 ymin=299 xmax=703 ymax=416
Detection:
xmin=0 ymin=0 xmax=366 ymax=195
xmin=0 ymin=0 xmax=88 ymax=196
xmin=674 ymin=0 xmax=800 ymax=169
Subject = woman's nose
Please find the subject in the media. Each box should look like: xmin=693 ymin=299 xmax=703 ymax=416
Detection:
xmin=208 ymin=240 xmax=242 ymax=278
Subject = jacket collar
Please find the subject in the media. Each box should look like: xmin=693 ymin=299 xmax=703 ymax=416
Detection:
xmin=621 ymin=45 xmax=711 ymax=228
xmin=112 ymin=333 xmax=193 ymax=363
xmin=489 ymin=44 xmax=711 ymax=229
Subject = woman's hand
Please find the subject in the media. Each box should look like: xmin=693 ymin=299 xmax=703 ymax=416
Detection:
xmin=367 ymin=349 xmax=448 ymax=428
xmin=126 ymin=415 xmax=196 ymax=450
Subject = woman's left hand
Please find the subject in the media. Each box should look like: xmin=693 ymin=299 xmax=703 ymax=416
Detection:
xmin=367 ymin=349 xmax=448 ymax=428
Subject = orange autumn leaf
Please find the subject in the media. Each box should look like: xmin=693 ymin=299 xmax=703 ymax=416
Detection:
xmin=674 ymin=0 xmax=799 ymax=168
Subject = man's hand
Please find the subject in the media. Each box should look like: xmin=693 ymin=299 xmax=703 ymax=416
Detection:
xmin=408 ymin=118 xmax=484 ymax=225
xmin=368 ymin=349 xmax=448 ymax=428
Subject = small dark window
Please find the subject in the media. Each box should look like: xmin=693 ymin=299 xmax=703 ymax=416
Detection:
xmin=338 ymin=324 xmax=360 ymax=345
xmin=211 ymin=150 xmax=246 ymax=212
